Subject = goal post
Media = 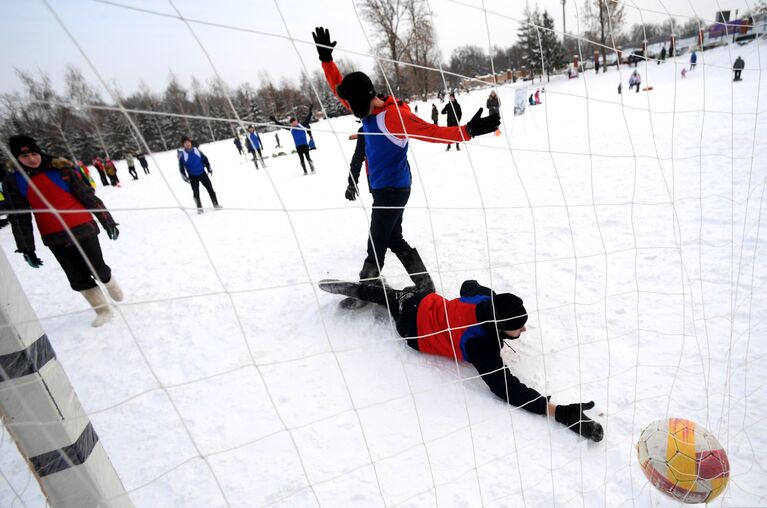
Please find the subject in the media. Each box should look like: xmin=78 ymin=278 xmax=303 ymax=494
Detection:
xmin=0 ymin=249 xmax=132 ymax=508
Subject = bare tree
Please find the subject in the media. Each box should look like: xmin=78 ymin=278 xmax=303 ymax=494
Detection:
xmin=582 ymin=0 xmax=625 ymax=72
xmin=404 ymin=0 xmax=439 ymax=97
xmin=359 ymin=0 xmax=413 ymax=95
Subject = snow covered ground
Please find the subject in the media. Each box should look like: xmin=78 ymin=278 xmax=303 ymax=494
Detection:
xmin=2 ymin=42 xmax=767 ymax=507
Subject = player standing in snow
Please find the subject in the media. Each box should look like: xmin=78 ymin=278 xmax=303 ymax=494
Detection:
xmin=3 ymin=135 xmax=123 ymax=327
xmin=178 ymin=136 xmax=221 ymax=214
xmin=92 ymin=156 xmax=109 ymax=186
xmin=486 ymin=90 xmax=500 ymax=117
xmin=126 ymin=153 xmax=138 ymax=180
xmin=733 ymin=56 xmax=744 ymax=81
xmin=312 ymin=26 xmax=500 ymax=292
xmin=441 ymin=93 xmax=463 ymax=151
xmin=430 ymin=104 xmax=439 ymax=125
xmin=269 ymin=109 xmax=315 ymax=175
xmin=104 ymin=157 xmax=120 ymax=186
xmin=233 ymin=136 xmax=243 ymax=156
xmin=137 ymin=153 xmax=150 ymax=174
xmin=246 ymin=125 xmax=267 ymax=169
xmin=689 ymin=50 xmax=697 ymax=70
xmin=319 ymin=277 xmax=604 ymax=441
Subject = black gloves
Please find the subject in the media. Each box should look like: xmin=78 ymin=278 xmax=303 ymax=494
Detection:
xmin=312 ymin=27 xmax=336 ymax=62
xmin=555 ymin=401 xmax=604 ymax=442
xmin=20 ymin=251 xmax=43 ymax=268
xmin=466 ymin=107 xmax=501 ymax=138
xmin=106 ymin=225 xmax=120 ymax=240
xmin=269 ymin=115 xmax=278 ymax=123
xmin=345 ymin=183 xmax=358 ymax=201
xmin=181 ymin=174 xmax=190 ymax=183
xmin=207 ymin=169 xmax=213 ymax=176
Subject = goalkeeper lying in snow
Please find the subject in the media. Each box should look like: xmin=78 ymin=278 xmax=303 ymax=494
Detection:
xmin=319 ymin=279 xmax=604 ymax=442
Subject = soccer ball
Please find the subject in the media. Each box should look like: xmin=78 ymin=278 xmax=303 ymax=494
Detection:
xmin=637 ymin=418 xmax=729 ymax=503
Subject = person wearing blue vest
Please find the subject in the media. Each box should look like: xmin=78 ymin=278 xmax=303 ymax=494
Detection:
xmin=246 ymin=125 xmax=267 ymax=169
xmin=269 ymin=109 xmax=315 ymax=175
xmin=178 ymin=136 xmax=221 ymax=214
xmin=319 ymin=278 xmax=604 ymax=442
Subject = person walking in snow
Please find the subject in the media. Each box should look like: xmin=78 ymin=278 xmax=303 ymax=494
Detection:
xmin=320 ymin=277 xmax=604 ymax=442
xmin=3 ymin=135 xmax=123 ymax=327
xmin=275 ymin=133 xmax=282 ymax=149
xmin=486 ymin=90 xmax=500 ymax=117
xmin=104 ymin=158 xmax=119 ymax=186
xmin=233 ymin=136 xmax=243 ymax=156
xmin=733 ymin=56 xmax=744 ymax=81
xmin=246 ymin=125 xmax=267 ymax=169
xmin=137 ymin=153 xmax=150 ymax=174
xmin=534 ymin=89 xmax=541 ymax=104
xmin=126 ymin=153 xmax=138 ymax=180
xmin=178 ymin=136 xmax=221 ymax=214
xmin=430 ymin=103 xmax=439 ymax=125
xmin=312 ymin=26 xmax=499 ymax=292
xmin=659 ymin=46 xmax=667 ymax=64
xmin=92 ymin=156 xmax=109 ymax=186
xmin=441 ymin=93 xmax=463 ymax=151
xmin=690 ymin=50 xmax=697 ymax=70
xmin=269 ymin=108 xmax=315 ymax=175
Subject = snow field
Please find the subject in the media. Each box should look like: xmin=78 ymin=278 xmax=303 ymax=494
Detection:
xmin=2 ymin=41 xmax=767 ymax=506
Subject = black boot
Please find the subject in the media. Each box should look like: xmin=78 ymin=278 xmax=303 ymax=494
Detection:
xmin=359 ymin=258 xmax=381 ymax=283
xmin=194 ymin=196 xmax=203 ymax=214
xmin=395 ymin=248 xmax=435 ymax=293
xmin=358 ymin=282 xmax=406 ymax=319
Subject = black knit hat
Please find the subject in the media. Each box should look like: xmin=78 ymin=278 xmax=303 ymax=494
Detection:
xmin=477 ymin=293 xmax=528 ymax=333
xmin=9 ymin=135 xmax=41 ymax=159
xmin=336 ymin=72 xmax=376 ymax=118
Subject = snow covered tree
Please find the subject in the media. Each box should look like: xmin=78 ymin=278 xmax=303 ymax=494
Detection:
xmin=517 ymin=7 xmax=543 ymax=83
xmin=539 ymin=10 xmax=567 ymax=81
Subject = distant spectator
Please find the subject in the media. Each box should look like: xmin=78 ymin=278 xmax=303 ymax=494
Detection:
xmin=690 ymin=51 xmax=697 ymax=70
xmin=733 ymin=56 xmax=744 ymax=81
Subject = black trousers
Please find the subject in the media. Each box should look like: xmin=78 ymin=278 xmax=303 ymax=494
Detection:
xmin=97 ymin=169 xmax=109 ymax=186
xmin=128 ymin=166 xmax=138 ymax=179
xmin=49 ymin=236 xmax=111 ymax=291
xmin=140 ymin=163 xmax=150 ymax=174
xmin=108 ymin=173 xmax=119 ymax=185
xmin=365 ymin=187 xmax=412 ymax=270
xmin=190 ymin=172 xmax=218 ymax=207
xmin=296 ymin=145 xmax=312 ymax=172
xmin=734 ymin=70 xmax=742 ymax=80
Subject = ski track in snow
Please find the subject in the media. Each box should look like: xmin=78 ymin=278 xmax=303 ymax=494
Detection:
xmin=2 ymin=43 xmax=767 ymax=507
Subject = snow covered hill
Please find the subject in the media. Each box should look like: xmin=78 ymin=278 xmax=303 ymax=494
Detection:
xmin=2 ymin=41 xmax=766 ymax=507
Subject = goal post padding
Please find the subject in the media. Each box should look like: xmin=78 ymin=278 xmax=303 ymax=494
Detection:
xmin=0 ymin=250 xmax=133 ymax=508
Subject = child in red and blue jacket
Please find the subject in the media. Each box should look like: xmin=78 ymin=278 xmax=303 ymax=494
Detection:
xmin=4 ymin=135 xmax=123 ymax=327
xmin=312 ymin=27 xmax=500 ymax=293
xmin=325 ymin=278 xmax=604 ymax=442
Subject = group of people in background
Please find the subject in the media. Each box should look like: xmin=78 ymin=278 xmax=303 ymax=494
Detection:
xmin=91 ymin=153 xmax=150 ymax=187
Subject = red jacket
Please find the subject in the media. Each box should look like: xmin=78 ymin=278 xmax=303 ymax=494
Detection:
xmin=3 ymin=158 xmax=116 ymax=250
xmin=415 ymin=293 xmax=488 ymax=361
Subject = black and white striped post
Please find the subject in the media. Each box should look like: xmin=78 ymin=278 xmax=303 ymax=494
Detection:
xmin=0 ymin=250 xmax=132 ymax=507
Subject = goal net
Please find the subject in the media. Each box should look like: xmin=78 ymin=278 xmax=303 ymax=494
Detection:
xmin=1 ymin=0 xmax=765 ymax=506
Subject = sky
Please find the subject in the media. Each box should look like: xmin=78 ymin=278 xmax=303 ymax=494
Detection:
xmin=0 ymin=0 xmax=756 ymax=98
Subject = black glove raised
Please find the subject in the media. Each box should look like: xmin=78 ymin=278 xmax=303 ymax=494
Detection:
xmin=106 ymin=225 xmax=120 ymax=240
xmin=20 ymin=251 xmax=43 ymax=268
xmin=555 ymin=401 xmax=604 ymax=442
xmin=466 ymin=107 xmax=500 ymax=138
xmin=312 ymin=27 xmax=336 ymax=62
xmin=269 ymin=115 xmax=278 ymax=123
xmin=345 ymin=183 xmax=358 ymax=201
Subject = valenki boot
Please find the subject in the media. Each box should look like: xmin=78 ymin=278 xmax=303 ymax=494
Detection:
xmin=80 ymin=286 xmax=113 ymax=327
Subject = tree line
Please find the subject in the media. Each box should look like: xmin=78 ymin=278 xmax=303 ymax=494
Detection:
xmin=0 ymin=0 xmax=738 ymax=163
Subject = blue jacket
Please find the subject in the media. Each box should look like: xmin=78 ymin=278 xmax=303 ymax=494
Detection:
xmin=248 ymin=131 xmax=262 ymax=150
xmin=361 ymin=110 xmax=410 ymax=189
xmin=290 ymin=125 xmax=309 ymax=147
xmin=178 ymin=147 xmax=210 ymax=177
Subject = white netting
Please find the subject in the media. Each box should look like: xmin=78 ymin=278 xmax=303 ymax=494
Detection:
xmin=1 ymin=0 xmax=766 ymax=506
